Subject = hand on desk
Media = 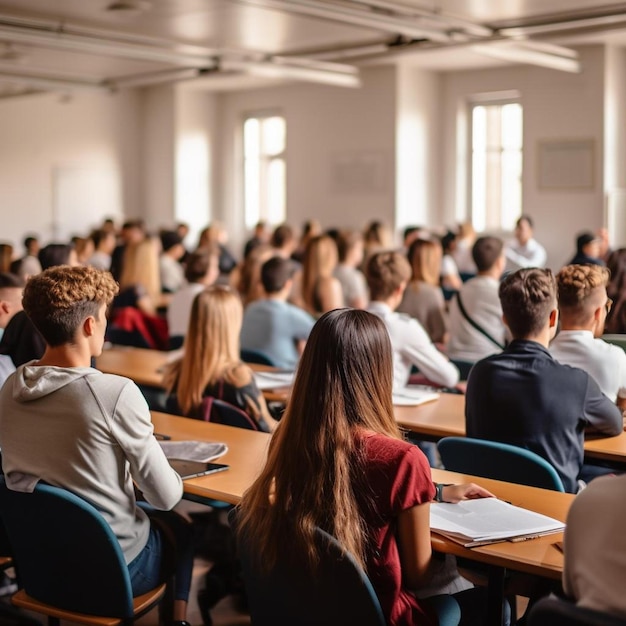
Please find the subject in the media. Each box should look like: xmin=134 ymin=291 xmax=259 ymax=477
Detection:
xmin=442 ymin=483 xmax=494 ymax=503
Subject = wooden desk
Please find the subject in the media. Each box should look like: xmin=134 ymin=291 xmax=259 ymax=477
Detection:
xmin=152 ymin=411 xmax=567 ymax=625
xmin=395 ymin=392 xmax=626 ymax=466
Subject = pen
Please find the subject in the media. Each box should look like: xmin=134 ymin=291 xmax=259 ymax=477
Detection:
xmin=154 ymin=433 xmax=171 ymax=441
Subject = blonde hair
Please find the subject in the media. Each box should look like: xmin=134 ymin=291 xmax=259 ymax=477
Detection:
xmin=302 ymin=235 xmax=338 ymax=312
xmin=119 ymin=238 xmax=161 ymax=304
xmin=164 ymin=285 xmax=243 ymax=415
xmin=237 ymin=309 xmax=400 ymax=572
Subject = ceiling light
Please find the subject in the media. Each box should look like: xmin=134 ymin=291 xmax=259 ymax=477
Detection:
xmin=239 ymin=0 xmax=450 ymax=42
xmin=109 ymin=67 xmax=214 ymax=89
xmin=220 ymin=58 xmax=361 ymax=87
xmin=0 ymin=71 xmax=107 ymax=92
xmin=499 ymin=14 xmax=626 ymax=38
xmin=471 ymin=43 xmax=580 ymax=73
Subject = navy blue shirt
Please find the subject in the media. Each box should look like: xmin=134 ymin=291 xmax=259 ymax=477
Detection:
xmin=466 ymin=339 xmax=622 ymax=493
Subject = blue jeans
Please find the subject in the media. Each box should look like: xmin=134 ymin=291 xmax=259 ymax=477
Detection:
xmin=127 ymin=509 xmax=194 ymax=602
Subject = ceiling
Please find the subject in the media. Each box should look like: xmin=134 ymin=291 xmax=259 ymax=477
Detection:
xmin=0 ymin=0 xmax=625 ymax=96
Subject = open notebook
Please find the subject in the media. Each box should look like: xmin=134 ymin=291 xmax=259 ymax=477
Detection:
xmin=393 ymin=386 xmax=440 ymax=406
xmin=159 ymin=440 xmax=229 ymax=480
xmin=430 ymin=497 xmax=565 ymax=547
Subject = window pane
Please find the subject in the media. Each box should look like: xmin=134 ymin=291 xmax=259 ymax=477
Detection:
xmin=262 ymin=116 xmax=286 ymax=156
xmin=244 ymin=157 xmax=260 ymax=228
xmin=501 ymin=103 xmax=523 ymax=150
xmin=267 ymin=158 xmax=286 ymax=224
xmin=472 ymin=106 xmax=486 ymax=151
xmin=501 ymin=150 xmax=522 ymax=231
xmin=244 ymin=118 xmax=260 ymax=159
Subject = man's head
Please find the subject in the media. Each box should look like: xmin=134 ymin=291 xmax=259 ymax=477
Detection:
xmin=499 ymin=268 xmax=557 ymax=340
xmin=160 ymin=230 xmax=185 ymax=260
xmin=515 ymin=216 xmax=534 ymax=246
xmin=91 ymin=229 xmax=116 ymax=254
xmin=0 ymin=272 xmax=24 ymax=329
xmin=576 ymin=232 xmax=601 ymax=260
xmin=557 ymin=264 xmax=611 ymax=336
xmin=23 ymin=266 xmax=118 ymax=348
xmin=366 ymin=251 xmax=411 ymax=304
xmin=270 ymin=224 xmax=296 ymax=255
xmin=184 ymin=248 xmax=219 ymax=285
xmin=261 ymin=256 xmax=295 ymax=296
xmin=472 ymin=236 xmax=505 ymax=274
xmin=23 ymin=236 xmax=40 ymax=256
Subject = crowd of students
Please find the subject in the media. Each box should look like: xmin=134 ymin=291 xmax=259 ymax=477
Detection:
xmin=0 ymin=214 xmax=626 ymax=625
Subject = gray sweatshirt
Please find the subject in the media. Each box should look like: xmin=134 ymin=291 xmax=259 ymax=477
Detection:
xmin=0 ymin=364 xmax=183 ymax=563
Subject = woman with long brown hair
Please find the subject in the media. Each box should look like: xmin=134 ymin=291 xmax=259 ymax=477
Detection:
xmin=398 ymin=238 xmax=448 ymax=344
xmin=236 ymin=309 xmax=492 ymax=625
xmin=300 ymin=234 xmax=344 ymax=315
xmin=163 ymin=285 xmax=277 ymax=432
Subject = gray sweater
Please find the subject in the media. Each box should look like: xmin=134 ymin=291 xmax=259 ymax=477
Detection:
xmin=0 ymin=364 xmax=183 ymax=563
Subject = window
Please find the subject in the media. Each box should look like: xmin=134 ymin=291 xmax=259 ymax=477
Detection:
xmin=470 ymin=102 xmax=522 ymax=232
xmin=243 ymin=114 xmax=286 ymax=229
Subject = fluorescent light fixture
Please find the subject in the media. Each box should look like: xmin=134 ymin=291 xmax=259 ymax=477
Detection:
xmin=500 ymin=14 xmax=626 ymax=38
xmin=472 ymin=42 xmax=580 ymax=73
xmin=110 ymin=67 xmax=213 ymax=88
xmin=221 ymin=58 xmax=361 ymax=87
xmin=350 ymin=0 xmax=493 ymax=38
xmin=240 ymin=0 xmax=450 ymax=42
xmin=0 ymin=23 xmax=213 ymax=67
xmin=0 ymin=71 xmax=107 ymax=92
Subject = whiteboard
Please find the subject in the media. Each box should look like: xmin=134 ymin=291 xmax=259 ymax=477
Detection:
xmin=52 ymin=166 xmax=123 ymax=241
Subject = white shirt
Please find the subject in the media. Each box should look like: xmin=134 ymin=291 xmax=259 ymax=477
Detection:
xmin=367 ymin=301 xmax=459 ymax=390
xmin=447 ymin=275 xmax=507 ymax=362
xmin=550 ymin=330 xmax=626 ymax=402
xmin=440 ymin=254 xmax=459 ymax=279
xmin=167 ymin=282 xmax=205 ymax=338
xmin=564 ymin=473 xmax=626 ymax=617
xmin=159 ymin=255 xmax=185 ymax=293
xmin=505 ymin=237 xmax=547 ymax=270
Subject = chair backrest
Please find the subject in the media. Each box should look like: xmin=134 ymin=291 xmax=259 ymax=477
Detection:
xmin=0 ymin=477 xmax=135 ymax=618
xmin=230 ymin=509 xmax=385 ymax=626
xmin=437 ymin=437 xmax=565 ymax=492
xmin=528 ymin=596 xmax=626 ymax=626
xmin=240 ymin=348 xmax=277 ymax=366
xmin=201 ymin=396 xmax=260 ymax=431
xmin=449 ymin=359 xmax=475 ymax=380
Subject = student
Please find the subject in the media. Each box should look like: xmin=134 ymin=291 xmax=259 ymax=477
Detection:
xmin=240 ymin=256 xmax=315 ymax=369
xmin=0 ymin=272 xmax=45 ymax=368
xmin=366 ymin=250 xmax=459 ymax=390
xmin=466 ymin=268 xmax=623 ymax=493
xmin=167 ymin=248 xmax=220 ymax=342
xmin=334 ymin=230 xmax=368 ymax=309
xmin=0 ymin=265 xmax=193 ymax=625
xmin=16 ymin=235 xmax=42 ymax=278
xmin=505 ymin=215 xmax=547 ymax=270
xmin=563 ymin=473 xmax=626 ymax=618
xmin=300 ymin=234 xmax=344 ymax=316
xmin=236 ymin=309 xmax=494 ymax=626
xmin=447 ymin=236 xmax=508 ymax=363
xmin=551 ymin=264 xmax=626 ymax=406
xmin=569 ymin=232 xmax=605 ymax=266
xmin=159 ymin=230 xmax=186 ymax=293
xmin=163 ymin=285 xmax=278 ymax=432
xmin=88 ymin=228 xmax=117 ymax=271
xmin=398 ymin=238 xmax=447 ymax=344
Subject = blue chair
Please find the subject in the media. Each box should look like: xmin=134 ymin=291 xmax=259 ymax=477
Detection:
xmin=437 ymin=437 xmax=565 ymax=492
xmin=240 ymin=348 xmax=277 ymax=367
xmin=230 ymin=508 xmax=385 ymax=626
xmin=528 ymin=595 xmax=626 ymax=626
xmin=0 ymin=477 xmax=166 ymax=625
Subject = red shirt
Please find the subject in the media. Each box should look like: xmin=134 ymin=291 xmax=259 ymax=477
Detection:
xmin=357 ymin=434 xmax=436 ymax=626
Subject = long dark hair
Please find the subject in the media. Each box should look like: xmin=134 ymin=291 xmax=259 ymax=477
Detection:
xmin=237 ymin=309 xmax=400 ymax=571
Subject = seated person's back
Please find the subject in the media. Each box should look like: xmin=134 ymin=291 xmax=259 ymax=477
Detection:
xmin=240 ymin=256 xmax=314 ymax=369
xmin=164 ymin=285 xmax=278 ymax=432
xmin=365 ymin=250 xmax=459 ymax=390
xmin=564 ymin=473 xmax=626 ymax=618
xmin=447 ymin=236 xmax=508 ymax=362
xmin=466 ymin=268 xmax=622 ymax=493
xmin=551 ymin=264 xmax=626 ymax=404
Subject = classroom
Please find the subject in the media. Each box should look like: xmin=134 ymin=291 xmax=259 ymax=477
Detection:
xmin=1 ymin=2 xmax=626 ymax=626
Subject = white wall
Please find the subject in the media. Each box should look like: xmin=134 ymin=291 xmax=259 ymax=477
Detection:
xmin=216 ymin=66 xmax=397 ymax=253
xmin=0 ymin=90 xmax=141 ymax=248
xmin=395 ymin=65 xmax=441 ymax=231
xmin=441 ymin=45 xmax=606 ymax=268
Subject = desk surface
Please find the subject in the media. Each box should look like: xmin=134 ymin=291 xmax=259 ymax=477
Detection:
xmin=151 ymin=411 xmax=568 ymax=581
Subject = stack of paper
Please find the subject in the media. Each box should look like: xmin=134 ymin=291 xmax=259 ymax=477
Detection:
xmin=253 ymin=370 xmax=295 ymax=390
xmin=159 ymin=440 xmax=228 ymax=462
xmin=430 ymin=497 xmax=565 ymax=547
xmin=393 ymin=386 xmax=440 ymax=406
